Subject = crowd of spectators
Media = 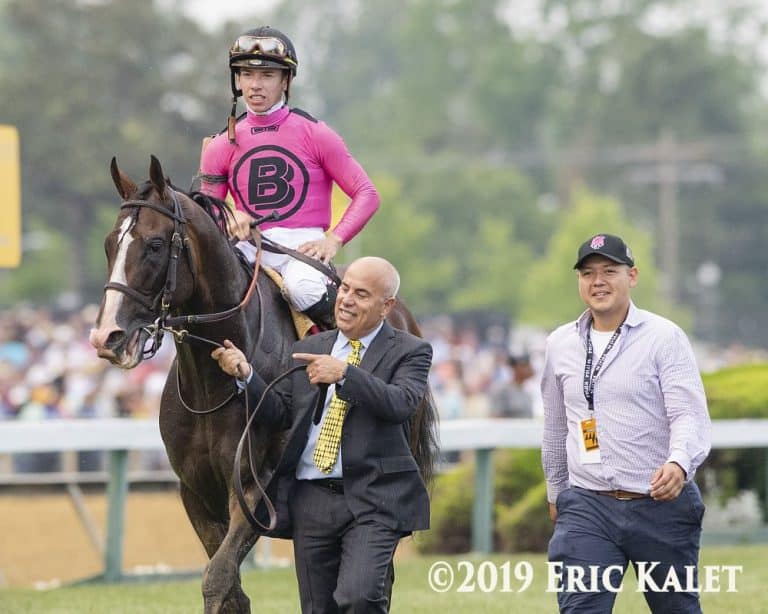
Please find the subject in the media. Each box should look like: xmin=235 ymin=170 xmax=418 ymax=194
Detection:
xmin=0 ymin=306 xmax=544 ymax=425
xmin=0 ymin=305 xmax=173 ymax=423
xmin=421 ymin=315 xmax=544 ymax=422
xmin=2 ymin=303 xmax=763 ymax=473
xmin=0 ymin=304 xmax=174 ymax=472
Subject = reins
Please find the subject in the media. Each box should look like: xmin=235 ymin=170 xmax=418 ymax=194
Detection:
xmin=259 ymin=235 xmax=342 ymax=286
xmin=233 ymin=364 xmax=308 ymax=533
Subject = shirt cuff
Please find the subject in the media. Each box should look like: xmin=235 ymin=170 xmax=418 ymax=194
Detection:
xmin=666 ymin=452 xmax=690 ymax=479
xmin=235 ymin=366 xmax=254 ymax=391
xmin=546 ymin=481 xmax=568 ymax=504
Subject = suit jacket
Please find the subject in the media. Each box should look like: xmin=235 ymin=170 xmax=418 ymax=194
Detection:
xmin=247 ymin=321 xmax=433 ymax=538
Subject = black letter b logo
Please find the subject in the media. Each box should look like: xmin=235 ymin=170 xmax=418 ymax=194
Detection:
xmin=248 ymin=156 xmax=295 ymax=207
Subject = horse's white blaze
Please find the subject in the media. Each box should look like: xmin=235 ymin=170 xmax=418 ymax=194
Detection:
xmin=100 ymin=217 xmax=135 ymax=333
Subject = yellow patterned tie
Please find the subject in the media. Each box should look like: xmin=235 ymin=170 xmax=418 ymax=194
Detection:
xmin=313 ymin=339 xmax=363 ymax=473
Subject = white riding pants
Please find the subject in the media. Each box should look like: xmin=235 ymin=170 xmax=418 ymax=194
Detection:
xmin=236 ymin=227 xmax=329 ymax=311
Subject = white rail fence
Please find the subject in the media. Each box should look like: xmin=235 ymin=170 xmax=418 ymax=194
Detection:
xmin=1 ymin=418 xmax=767 ymax=581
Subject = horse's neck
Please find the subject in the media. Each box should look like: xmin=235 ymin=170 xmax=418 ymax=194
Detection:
xmin=173 ymin=307 xmax=252 ymax=405
xmin=175 ymin=224 xmax=255 ymax=381
xmin=181 ymin=216 xmax=298 ymax=385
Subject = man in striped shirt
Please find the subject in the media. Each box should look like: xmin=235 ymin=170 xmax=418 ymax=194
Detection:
xmin=541 ymin=233 xmax=711 ymax=613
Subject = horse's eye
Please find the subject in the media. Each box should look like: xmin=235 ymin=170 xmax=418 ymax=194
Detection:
xmin=148 ymin=238 xmax=165 ymax=252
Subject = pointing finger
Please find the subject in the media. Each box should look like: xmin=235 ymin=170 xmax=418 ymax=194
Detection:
xmin=293 ymin=352 xmax=320 ymax=362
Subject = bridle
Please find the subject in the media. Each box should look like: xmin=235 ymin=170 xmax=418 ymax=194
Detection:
xmin=104 ymin=188 xmax=263 ymax=363
xmin=104 ymin=189 xmax=190 ymax=358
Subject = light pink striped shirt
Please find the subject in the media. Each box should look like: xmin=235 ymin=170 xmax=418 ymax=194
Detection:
xmin=541 ymin=302 xmax=711 ymax=503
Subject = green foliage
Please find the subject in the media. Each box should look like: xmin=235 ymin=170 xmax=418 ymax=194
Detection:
xmin=0 ymin=0 xmax=222 ymax=301
xmin=339 ymin=174 xmax=457 ymax=313
xmin=493 ymin=449 xmax=544 ymax=503
xmin=449 ymin=217 xmax=531 ymax=315
xmin=493 ymin=450 xmax=551 ymax=552
xmin=703 ymin=363 xmax=768 ymax=419
xmin=275 ymin=0 xmax=768 ymax=344
xmin=418 ymin=449 xmax=548 ymax=554
xmin=417 ymin=461 xmax=475 ymax=553
xmin=496 ymin=480 xmax=552 ymax=552
xmin=2 ymin=0 xmax=767 ymax=348
xmin=336 ymin=164 xmax=543 ymax=316
xmin=0 ymin=217 xmax=70 ymax=305
xmin=399 ymin=165 xmax=544 ymax=316
xmin=276 ymin=0 xmax=558 ymax=157
xmin=699 ymin=363 xmax=768 ymax=516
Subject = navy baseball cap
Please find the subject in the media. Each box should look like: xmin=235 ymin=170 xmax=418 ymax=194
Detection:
xmin=574 ymin=234 xmax=634 ymax=269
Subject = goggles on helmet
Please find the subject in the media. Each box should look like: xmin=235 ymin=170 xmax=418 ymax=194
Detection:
xmin=230 ymin=36 xmax=296 ymax=66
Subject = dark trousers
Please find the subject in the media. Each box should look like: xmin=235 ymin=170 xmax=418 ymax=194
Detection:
xmin=548 ymin=483 xmax=705 ymax=614
xmin=289 ymin=479 xmax=403 ymax=614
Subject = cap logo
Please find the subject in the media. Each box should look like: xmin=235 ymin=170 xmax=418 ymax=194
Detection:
xmin=590 ymin=235 xmax=605 ymax=250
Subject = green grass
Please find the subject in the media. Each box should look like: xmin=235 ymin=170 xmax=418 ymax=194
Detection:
xmin=1 ymin=546 xmax=765 ymax=613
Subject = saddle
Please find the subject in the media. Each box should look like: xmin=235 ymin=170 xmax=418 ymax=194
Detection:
xmin=233 ymin=248 xmax=319 ymax=339
xmin=263 ymin=267 xmax=315 ymax=339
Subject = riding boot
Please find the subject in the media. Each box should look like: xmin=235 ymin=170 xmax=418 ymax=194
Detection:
xmin=303 ymin=291 xmax=336 ymax=330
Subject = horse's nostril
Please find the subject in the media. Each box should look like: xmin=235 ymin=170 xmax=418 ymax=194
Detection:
xmin=105 ymin=330 xmax=127 ymax=349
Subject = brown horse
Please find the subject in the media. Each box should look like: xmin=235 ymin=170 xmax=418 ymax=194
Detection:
xmin=89 ymin=156 xmax=437 ymax=613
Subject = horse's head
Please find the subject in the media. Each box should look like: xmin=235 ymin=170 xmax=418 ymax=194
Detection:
xmin=89 ymin=156 xmax=197 ymax=368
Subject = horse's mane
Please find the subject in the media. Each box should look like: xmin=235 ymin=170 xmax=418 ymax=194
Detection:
xmin=165 ymin=182 xmax=234 ymax=237
xmin=189 ymin=191 xmax=235 ymax=236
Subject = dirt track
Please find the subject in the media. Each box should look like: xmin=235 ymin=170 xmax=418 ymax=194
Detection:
xmin=0 ymin=489 xmax=292 ymax=587
xmin=0 ymin=489 xmax=414 ymax=588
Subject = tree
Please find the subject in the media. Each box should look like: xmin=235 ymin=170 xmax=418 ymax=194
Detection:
xmin=0 ymin=0 xmax=220 ymax=301
xmin=400 ymin=164 xmax=546 ymax=316
xmin=519 ymin=187 xmax=689 ymax=330
xmin=334 ymin=174 xmax=456 ymax=314
xmin=272 ymin=0 xmax=559 ymax=157
xmin=3 ymin=0 xmax=768 ymax=347
xmin=533 ymin=0 xmax=768 ymax=343
xmin=449 ymin=216 xmax=532 ymax=315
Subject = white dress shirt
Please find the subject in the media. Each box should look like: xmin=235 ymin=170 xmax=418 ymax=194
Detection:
xmin=541 ymin=302 xmax=711 ymax=502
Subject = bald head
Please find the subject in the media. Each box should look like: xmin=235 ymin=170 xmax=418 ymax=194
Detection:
xmin=346 ymin=257 xmax=400 ymax=298
xmin=335 ymin=257 xmax=400 ymax=339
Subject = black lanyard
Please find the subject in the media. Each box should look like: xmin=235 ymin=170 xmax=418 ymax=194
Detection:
xmin=582 ymin=324 xmax=623 ymax=411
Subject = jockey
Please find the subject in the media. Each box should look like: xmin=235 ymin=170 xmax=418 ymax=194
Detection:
xmin=199 ymin=26 xmax=380 ymax=328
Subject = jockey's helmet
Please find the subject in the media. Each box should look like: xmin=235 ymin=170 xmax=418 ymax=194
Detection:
xmin=229 ymin=26 xmax=298 ymax=77
xmin=226 ymin=26 xmax=297 ymax=142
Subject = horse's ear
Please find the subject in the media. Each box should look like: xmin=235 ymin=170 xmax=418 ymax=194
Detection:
xmin=110 ymin=157 xmax=138 ymax=199
xmin=149 ymin=155 xmax=167 ymax=194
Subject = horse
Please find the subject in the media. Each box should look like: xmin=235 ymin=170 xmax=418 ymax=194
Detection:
xmin=89 ymin=156 xmax=438 ymax=613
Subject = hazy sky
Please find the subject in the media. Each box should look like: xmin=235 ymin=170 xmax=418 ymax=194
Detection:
xmin=177 ymin=0 xmax=279 ymax=30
